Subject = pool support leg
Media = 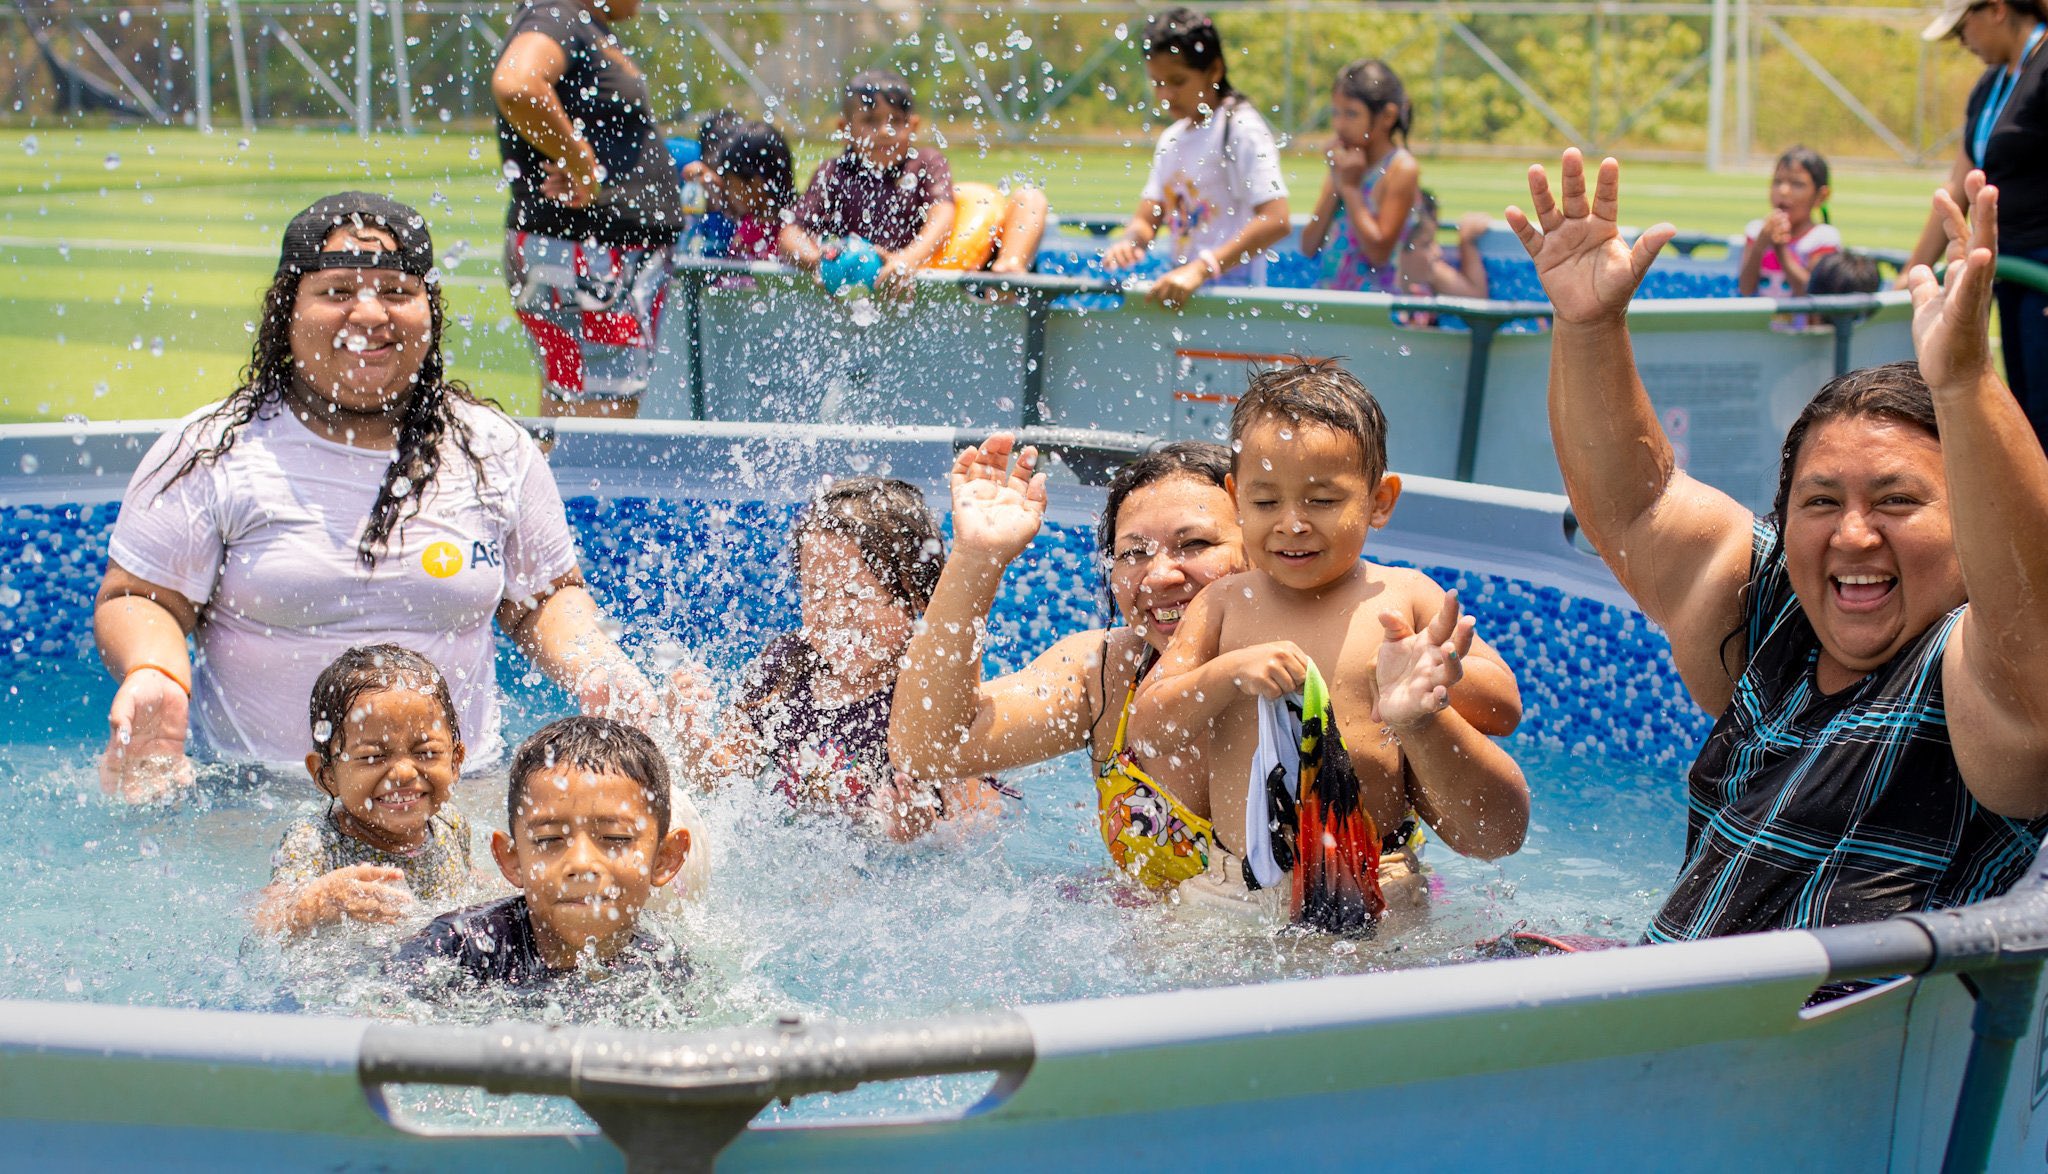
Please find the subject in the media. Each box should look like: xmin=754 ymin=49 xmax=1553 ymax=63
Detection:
xmin=682 ymin=268 xmax=707 ymax=421
xmin=1454 ymin=318 xmax=1500 ymax=483
xmin=1942 ymin=962 xmax=2044 ymax=1174
xmin=1020 ymin=287 xmax=1051 ymax=429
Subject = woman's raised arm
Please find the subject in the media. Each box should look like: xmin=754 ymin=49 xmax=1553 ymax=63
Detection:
xmin=1507 ymin=150 xmax=1758 ymax=713
xmin=889 ymin=436 xmax=1108 ymax=778
xmin=1912 ymin=178 xmax=2048 ymax=818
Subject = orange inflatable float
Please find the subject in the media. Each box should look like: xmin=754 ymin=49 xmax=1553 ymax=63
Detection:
xmin=928 ymin=181 xmax=1010 ymax=271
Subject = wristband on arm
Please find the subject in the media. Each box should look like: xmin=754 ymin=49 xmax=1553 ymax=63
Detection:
xmin=126 ymin=662 xmax=191 ymax=697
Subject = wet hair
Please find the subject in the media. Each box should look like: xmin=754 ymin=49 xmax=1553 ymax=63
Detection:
xmin=1229 ymin=359 xmax=1391 ymax=482
xmin=714 ymin=120 xmax=795 ymax=212
xmin=844 ymin=69 xmax=915 ymax=116
xmin=1776 ymin=145 xmax=1832 ymax=223
xmin=1334 ymin=58 xmax=1411 ymax=143
xmin=1141 ymin=7 xmax=1236 ymax=101
xmin=1808 ymin=252 xmax=1881 ymax=296
xmin=507 ymin=715 xmax=672 ymax=841
xmin=696 ymin=107 xmax=746 ymax=165
xmin=1096 ymin=440 xmax=1233 ymax=557
xmin=1719 ymin=361 xmax=1940 ymax=673
xmin=150 ymin=210 xmax=498 ymax=570
xmin=307 ymin=643 xmax=460 ymax=769
xmin=793 ymin=477 xmax=945 ymax=614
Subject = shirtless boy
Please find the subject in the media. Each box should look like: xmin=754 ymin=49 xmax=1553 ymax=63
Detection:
xmin=1129 ymin=360 xmax=1528 ymax=919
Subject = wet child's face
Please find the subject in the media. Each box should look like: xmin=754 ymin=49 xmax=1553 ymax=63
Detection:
xmin=1229 ymin=414 xmax=1399 ymax=593
xmin=492 ymin=767 xmax=688 ymax=964
xmin=839 ymin=101 xmax=917 ymax=168
xmin=1770 ymin=162 xmax=1828 ymax=226
xmin=306 ymin=685 xmax=462 ymax=850
xmin=1145 ymin=55 xmax=1225 ymax=123
xmin=798 ymin=532 xmax=914 ymax=682
xmin=722 ymin=174 xmax=782 ymax=221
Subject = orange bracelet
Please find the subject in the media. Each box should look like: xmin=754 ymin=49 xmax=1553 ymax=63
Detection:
xmin=126 ymin=662 xmax=191 ymax=697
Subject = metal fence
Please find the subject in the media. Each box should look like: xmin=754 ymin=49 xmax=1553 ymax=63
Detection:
xmin=0 ymin=0 xmax=1981 ymax=168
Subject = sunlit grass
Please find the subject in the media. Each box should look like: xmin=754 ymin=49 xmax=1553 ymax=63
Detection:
xmin=0 ymin=125 xmax=1945 ymax=424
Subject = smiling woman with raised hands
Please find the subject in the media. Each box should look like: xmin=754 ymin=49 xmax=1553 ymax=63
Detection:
xmin=1507 ymin=150 xmax=2048 ymax=940
xmin=94 ymin=193 xmax=665 ymax=801
xmin=888 ymin=435 xmax=1250 ymax=890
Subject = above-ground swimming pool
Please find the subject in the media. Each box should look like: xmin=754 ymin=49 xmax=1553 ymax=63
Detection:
xmin=3 ymin=421 xmax=2047 ymax=1171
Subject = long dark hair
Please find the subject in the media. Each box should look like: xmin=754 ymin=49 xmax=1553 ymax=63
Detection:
xmin=1141 ymin=7 xmax=1236 ymax=104
xmin=1721 ymin=361 xmax=1939 ymax=674
xmin=1335 ymin=58 xmax=1412 ymax=144
xmin=153 ymin=266 xmax=497 ymax=568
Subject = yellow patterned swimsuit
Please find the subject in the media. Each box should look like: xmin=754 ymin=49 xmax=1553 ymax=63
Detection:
xmin=1095 ymin=657 xmax=1215 ymax=890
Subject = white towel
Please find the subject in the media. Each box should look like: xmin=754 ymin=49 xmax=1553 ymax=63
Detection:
xmin=1243 ymin=693 xmax=1302 ymax=890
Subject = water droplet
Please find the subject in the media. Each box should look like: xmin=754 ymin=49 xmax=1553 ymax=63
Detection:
xmin=103 ymin=153 xmax=120 ymax=171
xmin=21 ymin=136 xmax=37 ymax=157
xmin=1397 ymin=345 xmax=1412 ymax=357
xmin=0 ymin=587 xmax=22 ymax=608
xmin=389 ymin=475 xmax=413 ymax=497
xmin=996 ymin=396 xmax=1015 ymax=411
xmin=18 ymin=455 xmax=38 ymax=474
xmin=313 ymin=719 xmax=333 ymax=743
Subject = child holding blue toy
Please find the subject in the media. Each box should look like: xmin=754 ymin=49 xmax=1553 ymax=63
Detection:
xmin=1102 ymin=8 xmax=1291 ymax=309
xmin=687 ymin=119 xmax=795 ymax=263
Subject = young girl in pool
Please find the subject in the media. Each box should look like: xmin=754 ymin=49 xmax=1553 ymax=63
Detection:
xmin=1738 ymin=145 xmax=1840 ymax=296
xmin=1301 ymin=58 xmax=1422 ymax=293
xmin=1101 ymin=7 xmax=1291 ymax=308
xmin=677 ymin=478 xmax=1000 ymax=840
xmin=256 ymin=645 xmax=472 ymax=935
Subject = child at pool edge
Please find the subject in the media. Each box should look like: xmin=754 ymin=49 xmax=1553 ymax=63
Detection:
xmin=1738 ymin=145 xmax=1841 ymax=296
xmin=779 ymin=69 xmax=1049 ymax=298
xmin=256 ymin=645 xmax=472 ymax=935
xmin=1128 ymin=360 xmax=1528 ymax=919
xmin=1301 ymin=58 xmax=1422 ymax=294
xmin=685 ymin=117 xmax=795 ymax=263
xmin=1101 ymin=7 xmax=1291 ymax=309
xmin=669 ymin=477 xmax=1004 ymax=841
xmin=395 ymin=715 xmax=692 ymax=987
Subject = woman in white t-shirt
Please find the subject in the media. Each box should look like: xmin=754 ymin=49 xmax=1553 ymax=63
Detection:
xmin=94 ymin=193 xmax=664 ymax=798
xmin=1101 ymin=7 xmax=1291 ymax=309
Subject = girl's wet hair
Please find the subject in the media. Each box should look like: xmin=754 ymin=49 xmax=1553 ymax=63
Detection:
xmin=507 ymin=715 xmax=671 ymax=841
xmin=308 ymin=643 xmax=460 ymax=767
xmin=1230 ymin=358 xmax=1391 ymax=482
xmin=794 ymin=476 xmax=945 ymax=614
xmin=1096 ymin=440 xmax=1233 ymax=557
xmin=151 ymin=209 xmax=499 ymax=570
xmin=1334 ymin=58 xmax=1411 ymax=142
xmin=715 ymin=120 xmax=796 ymax=210
xmin=844 ymin=69 xmax=916 ymax=115
xmin=1141 ymin=7 xmax=1235 ymax=100
xmin=1777 ymin=144 xmax=1831 ymax=223
xmin=696 ymin=107 xmax=747 ymax=164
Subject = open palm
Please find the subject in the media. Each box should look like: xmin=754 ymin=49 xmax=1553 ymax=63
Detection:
xmin=1505 ymin=149 xmax=1674 ymax=325
xmin=1909 ymin=174 xmax=1999 ymax=393
xmin=949 ymin=434 xmax=1048 ymax=563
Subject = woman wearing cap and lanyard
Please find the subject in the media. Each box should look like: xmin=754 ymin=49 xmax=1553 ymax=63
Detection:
xmin=491 ymin=0 xmax=683 ymax=419
xmin=1907 ymin=0 xmax=2048 ymax=441
xmin=92 ymin=193 xmax=667 ymax=799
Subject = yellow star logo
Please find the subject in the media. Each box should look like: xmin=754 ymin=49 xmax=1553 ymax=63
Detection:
xmin=421 ymin=541 xmax=464 ymax=579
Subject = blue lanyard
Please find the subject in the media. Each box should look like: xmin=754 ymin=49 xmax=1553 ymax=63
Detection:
xmin=1976 ymin=23 xmax=2046 ymax=164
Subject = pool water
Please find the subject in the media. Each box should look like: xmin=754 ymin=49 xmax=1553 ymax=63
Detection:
xmin=0 ymin=494 xmax=1705 ymax=1124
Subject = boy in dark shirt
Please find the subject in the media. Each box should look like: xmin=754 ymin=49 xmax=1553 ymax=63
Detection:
xmin=780 ymin=70 xmax=957 ymax=296
xmin=397 ymin=716 xmax=693 ymax=988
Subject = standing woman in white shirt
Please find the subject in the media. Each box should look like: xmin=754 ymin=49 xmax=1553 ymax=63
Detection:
xmin=93 ymin=193 xmax=663 ymax=798
xmin=1101 ymin=7 xmax=1292 ymax=309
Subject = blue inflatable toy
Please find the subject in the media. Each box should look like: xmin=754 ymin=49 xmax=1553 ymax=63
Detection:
xmin=820 ymin=236 xmax=885 ymax=295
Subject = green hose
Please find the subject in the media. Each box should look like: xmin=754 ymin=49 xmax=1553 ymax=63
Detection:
xmin=1933 ymin=254 xmax=2048 ymax=293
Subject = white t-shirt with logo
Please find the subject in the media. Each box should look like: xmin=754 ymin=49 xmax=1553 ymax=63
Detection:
xmin=1139 ymin=99 xmax=1290 ymax=286
xmin=109 ymin=399 xmax=579 ymax=767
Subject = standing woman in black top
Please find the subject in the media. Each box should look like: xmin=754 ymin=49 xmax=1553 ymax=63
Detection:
xmin=492 ymin=0 xmax=684 ymax=418
xmin=1907 ymin=0 xmax=2048 ymax=441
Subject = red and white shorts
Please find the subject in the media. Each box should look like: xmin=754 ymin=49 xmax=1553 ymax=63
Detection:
xmin=504 ymin=231 xmax=673 ymax=402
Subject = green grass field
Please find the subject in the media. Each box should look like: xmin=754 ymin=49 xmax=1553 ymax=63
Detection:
xmin=0 ymin=125 xmax=1949 ymax=424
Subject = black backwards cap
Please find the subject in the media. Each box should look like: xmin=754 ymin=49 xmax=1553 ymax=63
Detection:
xmin=275 ymin=191 xmax=434 ymax=278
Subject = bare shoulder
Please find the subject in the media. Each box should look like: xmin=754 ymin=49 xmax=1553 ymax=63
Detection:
xmin=1364 ymin=562 xmax=1449 ymax=613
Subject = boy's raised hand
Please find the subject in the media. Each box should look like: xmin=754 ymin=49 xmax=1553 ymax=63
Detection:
xmin=1908 ymin=172 xmax=1999 ymax=394
xmin=948 ymin=434 xmax=1048 ymax=564
xmin=1505 ymin=149 xmax=1674 ymax=325
xmin=1373 ymin=589 xmax=1477 ymax=730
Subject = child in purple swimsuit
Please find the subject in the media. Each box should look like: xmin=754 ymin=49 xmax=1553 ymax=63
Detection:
xmin=681 ymin=478 xmax=1005 ymax=840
